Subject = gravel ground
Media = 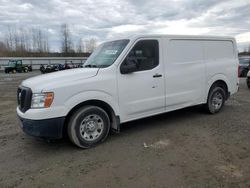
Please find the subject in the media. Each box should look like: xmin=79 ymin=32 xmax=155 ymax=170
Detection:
xmin=0 ymin=71 xmax=250 ymax=188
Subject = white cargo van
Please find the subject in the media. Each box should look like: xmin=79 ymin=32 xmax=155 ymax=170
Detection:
xmin=17 ymin=35 xmax=239 ymax=148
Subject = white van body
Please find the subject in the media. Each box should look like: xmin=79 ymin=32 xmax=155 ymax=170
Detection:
xmin=17 ymin=35 xmax=239 ymax=147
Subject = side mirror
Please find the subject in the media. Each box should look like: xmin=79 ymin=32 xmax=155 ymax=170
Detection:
xmin=120 ymin=59 xmax=137 ymax=74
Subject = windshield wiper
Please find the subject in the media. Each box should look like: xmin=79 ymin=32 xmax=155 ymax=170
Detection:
xmin=84 ymin=64 xmax=97 ymax=68
xmin=98 ymin=65 xmax=109 ymax=68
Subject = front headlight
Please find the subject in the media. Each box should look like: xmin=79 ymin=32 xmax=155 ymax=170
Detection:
xmin=31 ymin=92 xmax=54 ymax=108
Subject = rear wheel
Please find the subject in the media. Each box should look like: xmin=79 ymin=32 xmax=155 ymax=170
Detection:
xmin=24 ymin=67 xmax=29 ymax=73
xmin=205 ymin=86 xmax=226 ymax=114
xmin=68 ymin=106 xmax=110 ymax=148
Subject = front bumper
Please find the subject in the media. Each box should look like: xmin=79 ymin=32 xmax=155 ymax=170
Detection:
xmin=18 ymin=116 xmax=65 ymax=139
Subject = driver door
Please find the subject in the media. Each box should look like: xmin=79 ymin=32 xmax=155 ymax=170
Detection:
xmin=117 ymin=39 xmax=165 ymax=122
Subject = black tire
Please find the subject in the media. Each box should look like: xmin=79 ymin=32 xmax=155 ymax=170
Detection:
xmin=68 ymin=106 xmax=110 ymax=148
xmin=242 ymin=69 xmax=248 ymax=77
xmin=247 ymin=81 xmax=250 ymax=89
xmin=24 ymin=67 xmax=28 ymax=73
xmin=205 ymin=86 xmax=226 ymax=114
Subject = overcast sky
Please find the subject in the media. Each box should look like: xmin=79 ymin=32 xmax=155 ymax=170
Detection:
xmin=0 ymin=0 xmax=250 ymax=52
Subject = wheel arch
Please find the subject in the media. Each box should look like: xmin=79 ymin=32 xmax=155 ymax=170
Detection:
xmin=64 ymin=99 xmax=120 ymax=136
xmin=207 ymin=79 xmax=229 ymax=101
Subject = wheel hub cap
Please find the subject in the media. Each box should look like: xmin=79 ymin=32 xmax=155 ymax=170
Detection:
xmin=212 ymin=92 xmax=223 ymax=110
xmin=80 ymin=114 xmax=104 ymax=141
xmin=86 ymin=121 xmax=97 ymax=132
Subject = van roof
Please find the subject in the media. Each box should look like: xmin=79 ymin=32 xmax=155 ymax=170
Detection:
xmin=104 ymin=34 xmax=236 ymax=44
xmin=127 ymin=34 xmax=235 ymax=41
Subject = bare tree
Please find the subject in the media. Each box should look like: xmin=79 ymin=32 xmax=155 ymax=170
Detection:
xmin=37 ymin=29 xmax=42 ymax=52
xmin=61 ymin=23 xmax=74 ymax=54
xmin=31 ymin=28 xmax=49 ymax=53
xmin=5 ymin=27 xmax=24 ymax=53
xmin=0 ymin=41 xmax=8 ymax=56
xmin=13 ymin=27 xmax=20 ymax=52
xmin=5 ymin=26 xmax=14 ymax=51
xmin=23 ymin=28 xmax=31 ymax=52
xmin=19 ymin=28 xmax=29 ymax=52
xmin=31 ymin=28 xmax=38 ymax=52
xmin=3 ymin=26 xmax=50 ymax=56
xmin=44 ymin=32 xmax=49 ymax=53
xmin=77 ymin=38 xmax=84 ymax=53
xmin=84 ymin=38 xmax=97 ymax=53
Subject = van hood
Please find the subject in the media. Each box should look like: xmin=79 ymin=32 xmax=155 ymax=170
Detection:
xmin=21 ymin=68 xmax=99 ymax=92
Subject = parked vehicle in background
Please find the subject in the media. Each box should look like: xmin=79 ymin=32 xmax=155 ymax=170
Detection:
xmin=40 ymin=64 xmax=62 ymax=74
xmin=239 ymin=56 xmax=250 ymax=77
xmin=4 ymin=60 xmax=32 ymax=73
xmin=40 ymin=63 xmax=79 ymax=74
xmin=63 ymin=63 xmax=71 ymax=70
xmin=40 ymin=64 xmax=45 ymax=74
xmin=17 ymin=34 xmax=239 ymax=148
xmin=247 ymin=71 xmax=250 ymax=89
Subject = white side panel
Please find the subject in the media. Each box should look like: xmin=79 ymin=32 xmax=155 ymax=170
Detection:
xmin=204 ymin=40 xmax=234 ymax=59
xmin=203 ymin=40 xmax=238 ymax=95
xmin=165 ymin=39 xmax=206 ymax=108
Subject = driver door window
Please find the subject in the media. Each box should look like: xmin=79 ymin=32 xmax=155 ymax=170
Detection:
xmin=121 ymin=40 xmax=159 ymax=72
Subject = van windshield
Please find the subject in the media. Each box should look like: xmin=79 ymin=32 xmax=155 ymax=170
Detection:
xmin=84 ymin=39 xmax=129 ymax=68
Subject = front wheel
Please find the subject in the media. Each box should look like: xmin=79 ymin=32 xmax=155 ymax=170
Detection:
xmin=205 ymin=86 xmax=226 ymax=114
xmin=68 ymin=106 xmax=110 ymax=148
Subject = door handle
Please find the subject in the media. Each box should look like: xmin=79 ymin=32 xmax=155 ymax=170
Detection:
xmin=153 ymin=73 xmax=162 ymax=78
